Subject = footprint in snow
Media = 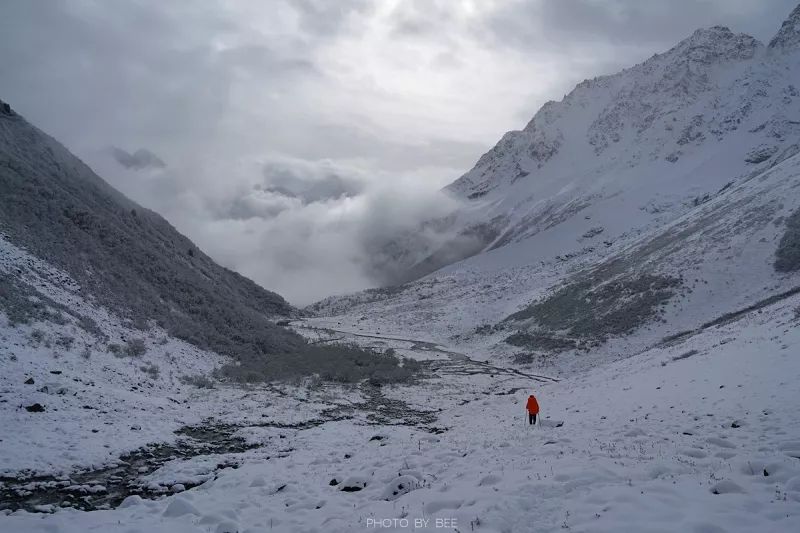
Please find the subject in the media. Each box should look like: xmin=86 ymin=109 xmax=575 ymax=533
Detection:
xmin=424 ymin=499 xmax=462 ymax=514
xmin=478 ymin=474 xmax=502 ymax=486
xmin=714 ymin=451 xmax=737 ymax=460
xmin=706 ymin=436 xmax=736 ymax=449
xmin=680 ymin=448 xmax=708 ymax=459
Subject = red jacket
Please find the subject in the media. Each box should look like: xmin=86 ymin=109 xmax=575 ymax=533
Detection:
xmin=526 ymin=395 xmax=539 ymax=414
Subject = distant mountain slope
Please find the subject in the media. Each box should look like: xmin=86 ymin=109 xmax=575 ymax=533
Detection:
xmin=374 ymin=5 xmax=800 ymax=286
xmin=0 ymin=98 xmax=305 ymax=363
xmin=308 ymin=4 xmax=800 ymax=369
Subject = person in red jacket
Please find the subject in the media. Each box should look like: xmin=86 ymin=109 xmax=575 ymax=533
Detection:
xmin=526 ymin=394 xmax=540 ymax=425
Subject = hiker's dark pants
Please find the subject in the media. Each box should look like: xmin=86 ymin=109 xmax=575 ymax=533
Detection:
xmin=528 ymin=413 xmax=537 ymax=425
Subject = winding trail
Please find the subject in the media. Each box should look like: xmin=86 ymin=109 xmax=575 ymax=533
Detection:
xmin=289 ymin=321 xmax=560 ymax=384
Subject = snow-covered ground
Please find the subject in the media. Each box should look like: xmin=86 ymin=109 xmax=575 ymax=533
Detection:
xmin=3 ymin=232 xmax=800 ymax=531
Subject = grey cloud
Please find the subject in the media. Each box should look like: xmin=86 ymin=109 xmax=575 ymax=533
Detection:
xmin=283 ymin=122 xmax=486 ymax=173
xmin=291 ymin=0 xmax=373 ymax=37
xmin=215 ymin=160 xmax=366 ymax=221
xmin=486 ymin=0 xmax=799 ymax=53
xmin=110 ymin=147 xmax=166 ymax=170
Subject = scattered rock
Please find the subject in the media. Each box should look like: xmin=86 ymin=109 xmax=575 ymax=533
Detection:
xmin=382 ymin=475 xmax=420 ymax=500
xmin=339 ymin=476 xmax=367 ymax=492
xmin=369 ymin=435 xmax=385 ymax=442
xmin=24 ymin=377 xmax=34 ymax=385
xmin=745 ymin=144 xmax=778 ymax=164
xmin=170 ymin=484 xmax=185 ymax=493
xmin=49 ymin=370 xmax=62 ymax=375
xmin=329 ymin=478 xmax=339 ymax=486
xmin=25 ymin=403 xmax=45 ymax=413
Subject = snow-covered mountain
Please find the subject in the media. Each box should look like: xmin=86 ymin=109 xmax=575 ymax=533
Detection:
xmin=310 ymin=5 xmax=800 ymax=370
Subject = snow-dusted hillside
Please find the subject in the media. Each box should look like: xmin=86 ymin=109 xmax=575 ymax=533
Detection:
xmin=309 ymin=6 xmax=800 ymax=371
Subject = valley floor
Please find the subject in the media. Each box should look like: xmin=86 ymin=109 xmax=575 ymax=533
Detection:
xmin=2 ymin=295 xmax=800 ymax=532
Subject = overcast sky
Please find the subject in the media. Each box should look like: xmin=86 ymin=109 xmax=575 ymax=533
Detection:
xmin=1 ymin=0 xmax=797 ymax=305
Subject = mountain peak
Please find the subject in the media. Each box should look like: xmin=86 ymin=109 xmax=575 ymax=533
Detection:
xmin=662 ymin=25 xmax=761 ymax=65
xmin=769 ymin=3 xmax=800 ymax=50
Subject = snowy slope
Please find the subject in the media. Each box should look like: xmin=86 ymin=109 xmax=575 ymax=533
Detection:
xmin=3 ymin=273 xmax=800 ymax=532
xmin=309 ymin=6 xmax=800 ymax=370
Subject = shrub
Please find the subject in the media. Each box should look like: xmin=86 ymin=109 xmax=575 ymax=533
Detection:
xmin=505 ymin=332 xmax=577 ymax=352
xmin=29 ymin=329 xmax=46 ymax=345
xmin=179 ymin=374 xmax=215 ymax=389
xmin=512 ymin=352 xmax=535 ymax=365
xmin=140 ymin=363 xmax=160 ymax=379
xmin=107 ymin=343 xmax=122 ymax=355
xmin=124 ymin=338 xmax=147 ymax=357
xmin=775 ymin=208 xmax=800 ymax=272
xmin=55 ymin=334 xmax=75 ymax=350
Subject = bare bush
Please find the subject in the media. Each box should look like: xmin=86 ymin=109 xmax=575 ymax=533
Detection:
xmin=55 ymin=334 xmax=75 ymax=350
xmin=179 ymin=374 xmax=215 ymax=389
xmin=140 ymin=363 xmax=160 ymax=379
xmin=775 ymin=208 xmax=800 ymax=271
xmin=124 ymin=338 xmax=147 ymax=357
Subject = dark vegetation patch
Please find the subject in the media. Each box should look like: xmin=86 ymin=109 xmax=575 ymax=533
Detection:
xmin=475 ymin=323 xmax=503 ymax=336
xmin=0 ymin=274 xmax=103 ymax=338
xmin=504 ymin=332 xmax=577 ymax=352
xmin=216 ymin=344 xmax=424 ymax=385
xmin=775 ymin=207 xmax=800 ymax=272
xmin=506 ymin=274 xmax=681 ymax=341
xmin=672 ymin=349 xmax=699 ymax=361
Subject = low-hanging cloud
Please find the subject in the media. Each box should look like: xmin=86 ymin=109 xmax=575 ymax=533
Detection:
xmin=182 ymin=157 xmax=464 ymax=305
xmin=110 ymin=147 xmax=166 ymax=171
